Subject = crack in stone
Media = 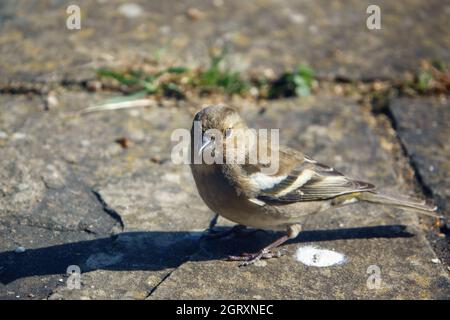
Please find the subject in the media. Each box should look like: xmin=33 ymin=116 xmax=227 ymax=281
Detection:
xmin=91 ymin=189 xmax=125 ymax=232
xmin=145 ymin=213 xmax=218 ymax=299
xmin=145 ymin=271 xmax=173 ymax=299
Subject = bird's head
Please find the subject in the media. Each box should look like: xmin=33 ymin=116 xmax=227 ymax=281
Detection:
xmin=191 ymin=105 xmax=250 ymax=161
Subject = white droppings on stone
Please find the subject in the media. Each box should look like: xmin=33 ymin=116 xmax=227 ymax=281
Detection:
xmin=118 ymin=3 xmax=143 ymax=18
xmin=294 ymin=246 xmax=347 ymax=267
xmin=14 ymin=246 xmax=26 ymax=253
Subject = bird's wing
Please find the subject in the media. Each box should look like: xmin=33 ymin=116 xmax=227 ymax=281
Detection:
xmin=240 ymin=147 xmax=375 ymax=204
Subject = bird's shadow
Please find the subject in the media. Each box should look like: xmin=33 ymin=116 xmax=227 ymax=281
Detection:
xmin=0 ymin=225 xmax=413 ymax=284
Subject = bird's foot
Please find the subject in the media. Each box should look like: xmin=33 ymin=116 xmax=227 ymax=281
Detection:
xmin=228 ymin=248 xmax=285 ymax=266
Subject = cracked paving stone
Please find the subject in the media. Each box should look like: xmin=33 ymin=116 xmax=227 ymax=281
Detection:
xmin=148 ymin=226 xmax=449 ymax=299
xmin=148 ymin=96 xmax=449 ymax=299
xmin=0 ymin=0 xmax=449 ymax=87
xmin=0 ymin=92 xmax=213 ymax=299
xmin=1 ymin=92 xmax=448 ymax=299
xmin=0 ymin=95 xmax=124 ymax=236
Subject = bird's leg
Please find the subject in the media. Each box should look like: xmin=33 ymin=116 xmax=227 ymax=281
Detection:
xmin=229 ymin=235 xmax=289 ymax=262
xmin=228 ymin=224 xmax=302 ymax=266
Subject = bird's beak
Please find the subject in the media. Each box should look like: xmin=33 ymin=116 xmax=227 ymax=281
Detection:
xmin=198 ymin=135 xmax=212 ymax=156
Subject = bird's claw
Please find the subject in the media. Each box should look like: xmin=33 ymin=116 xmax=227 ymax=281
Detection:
xmin=228 ymin=248 xmax=285 ymax=266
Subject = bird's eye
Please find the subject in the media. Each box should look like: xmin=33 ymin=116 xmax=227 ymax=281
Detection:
xmin=225 ymin=128 xmax=233 ymax=138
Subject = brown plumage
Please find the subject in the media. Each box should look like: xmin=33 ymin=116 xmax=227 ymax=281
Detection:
xmin=190 ymin=105 xmax=439 ymax=265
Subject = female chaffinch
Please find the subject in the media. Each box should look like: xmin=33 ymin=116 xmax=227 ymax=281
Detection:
xmin=190 ymin=105 xmax=439 ymax=266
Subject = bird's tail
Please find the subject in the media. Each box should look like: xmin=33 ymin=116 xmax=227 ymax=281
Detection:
xmin=357 ymin=191 xmax=440 ymax=218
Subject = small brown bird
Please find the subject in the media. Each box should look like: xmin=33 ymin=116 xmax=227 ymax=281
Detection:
xmin=190 ymin=105 xmax=439 ymax=265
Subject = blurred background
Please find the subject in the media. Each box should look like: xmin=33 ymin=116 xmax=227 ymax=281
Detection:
xmin=1 ymin=0 xmax=449 ymax=83
xmin=0 ymin=0 xmax=448 ymax=300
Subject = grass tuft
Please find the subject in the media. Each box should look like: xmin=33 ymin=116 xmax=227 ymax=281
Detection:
xmin=196 ymin=48 xmax=250 ymax=95
xmin=268 ymin=65 xmax=315 ymax=99
xmin=95 ymin=49 xmax=316 ymax=100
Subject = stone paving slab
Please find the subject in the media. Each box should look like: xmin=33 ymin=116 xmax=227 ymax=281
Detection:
xmin=389 ymin=97 xmax=450 ymax=215
xmin=0 ymin=92 xmax=213 ymax=299
xmin=0 ymin=93 xmax=448 ymax=299
xmin=389 ymin=96 xmax=450 ymax=267
xmin=147 ymin=97 xmax=449 ymax=299
xmin=1 ymin=0 xmax=449 ymax=87
xmin=149 ymin=226 xmax=448 ymax=299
